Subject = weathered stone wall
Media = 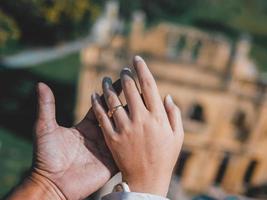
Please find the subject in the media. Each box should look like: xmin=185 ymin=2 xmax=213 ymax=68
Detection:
xmin=76 ymin=17 xmax=267 ymax=196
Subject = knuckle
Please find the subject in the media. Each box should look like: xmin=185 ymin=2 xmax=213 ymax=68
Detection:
xmin=36 ymin=120 xmax=57 ymax=136
xmin=123 ymin=77 xmax=134 ymax=87
xmin=141 ymin=77 xmax=153 ymax=89
xmin=97 ymin=114 xmax=105 ymax=124
xmin=120 ymin=123 xmax=132 ymax=135
xmin=106 ymin=93 xmax=116 ymax=105
xmin=110 ymin=134 xmax=120 ymax=143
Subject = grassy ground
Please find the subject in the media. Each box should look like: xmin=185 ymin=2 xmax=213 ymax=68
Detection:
xmin=0 ymin=128 xmax=32 ymax=196
xmin=251 ymin=44 xmax=267 ymax=72
xmin=0 ymin=52 xmax=80 ymax=198
xmin=29 ymin=52 xmax=80 ymax=83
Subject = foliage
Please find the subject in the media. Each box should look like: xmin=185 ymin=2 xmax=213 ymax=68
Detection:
xmin=0 ymin=128 xmax=32 ymax=197
xmin=41 ymin=0 xmax=99 ymax=24
xmin=0 ymin=0 xmax=100 ymax=45
xmin=0 ymin=9 xmax=19 ymax=47
xmin=29 ymin=52 xmax=80 ymax=83
xmin=114 ymin=0 xmax=267 ymax=70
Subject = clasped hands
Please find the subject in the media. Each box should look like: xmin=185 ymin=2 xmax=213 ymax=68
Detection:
xmin=7 ymin=56 xmax=184 ymax=200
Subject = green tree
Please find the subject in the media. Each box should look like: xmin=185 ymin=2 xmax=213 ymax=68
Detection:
xmin=0 ymin=0 xmax=100 ymax=45
xmin=0 ymin=10 xmax=19 ymax=47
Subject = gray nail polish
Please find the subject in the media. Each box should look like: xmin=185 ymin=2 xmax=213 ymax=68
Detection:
xmin=91 ymin=93 xmax=96 ymax=104
xmin=103 ymin=77 xmax=112 ymax=89
xmin=120 ymin=67 xmax=133 ymax=80
xmin=122 ymin=67 xmax=131 ymax=72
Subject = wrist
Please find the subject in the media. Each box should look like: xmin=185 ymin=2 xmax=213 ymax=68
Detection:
xmin=123 ymin=174 xmax=171 ymax=197
xmin=29 ymin=171 xmax=66 ymax=200
xmin=8 ymin=171 xmax=66 ymax=200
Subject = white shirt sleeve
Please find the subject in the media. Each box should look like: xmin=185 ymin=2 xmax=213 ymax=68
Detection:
xmin=102 ymin=192 xmax=170 ymax=200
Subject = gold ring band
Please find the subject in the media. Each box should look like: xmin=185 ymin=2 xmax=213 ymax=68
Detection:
xmin=108 ymin=105 xmax=123 ymax=118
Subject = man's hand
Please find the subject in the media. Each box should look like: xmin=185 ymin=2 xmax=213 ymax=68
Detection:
xmin=8 ymin=81 xmax=121 ymax=200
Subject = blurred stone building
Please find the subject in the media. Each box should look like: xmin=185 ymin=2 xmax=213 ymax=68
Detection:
xmin=75 ymin=2 xmax=267 ymax=198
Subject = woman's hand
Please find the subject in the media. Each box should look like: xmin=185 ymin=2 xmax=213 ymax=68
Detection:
xmin=92 ymin=56 xmax=184 ymax=197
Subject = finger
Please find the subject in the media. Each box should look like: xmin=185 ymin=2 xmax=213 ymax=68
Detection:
xmin=164 ymin=95 xmax=183 ymax=135
xmin=133 ymin=55 xmax=164 ymax=113
xmin=92 ymin=93 xmax=116 ymax=138
xmin=36 ymin=82 xmax=58 ymax=135
xmin=120 ymin=68 xmax=146 ymax=119
xmin=100 ymin=78 xmax=123 ymax=111
xmin=102 ymin=77 xmax=129 ymax=129
xmin=78 ymin=79 xmax=123 ymax=125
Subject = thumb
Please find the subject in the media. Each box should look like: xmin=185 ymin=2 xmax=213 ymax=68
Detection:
xmin=35 ymin=82 xmax=58 ymax=135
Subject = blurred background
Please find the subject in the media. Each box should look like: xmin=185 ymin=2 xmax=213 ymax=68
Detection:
xmin=1 ymin=0 xmax=267 ymax=199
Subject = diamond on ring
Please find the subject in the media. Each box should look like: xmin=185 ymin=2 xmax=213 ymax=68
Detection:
xmin=108 ymin=105 xmax=123 ymax=118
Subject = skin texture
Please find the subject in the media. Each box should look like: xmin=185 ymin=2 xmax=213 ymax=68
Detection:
xmin=7 ymin=81 xmax=122 ymax=200
xmin=92 ymin=56 xmax=184 ymax=197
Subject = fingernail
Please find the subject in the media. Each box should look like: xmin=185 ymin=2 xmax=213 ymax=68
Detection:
xmin=91 ymin=93 xmax=97 ymax=103
xmin=134 ymin=55 xmax=144 ymax=62
xmin=120 ymin=67 xmax=133 ymax=80
xmin=122 ymin=67 xmax=131 ymax=72
xmin=166 ymin=94 xmax=173 ymax=104
xmin=103 ymin=77 xmax=112 ymax=89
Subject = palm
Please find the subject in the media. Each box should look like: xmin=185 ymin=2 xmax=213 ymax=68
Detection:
xmin=34 ymin=83 xmax=118 ymax=200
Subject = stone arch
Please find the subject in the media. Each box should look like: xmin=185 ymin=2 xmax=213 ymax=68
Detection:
xmin=175 ymin=34 xmax=187 ymax=56
xmin=243 ymin=160 xmax=258 ymax=186
xmin=232 ymin=110 xmax=250 ymax=142
xmin=188 ymin=103 xmax=206 ymax=122
xmin=174 ymin=150 xmax=192 ymax=177
xmin=214 ymin=153 xmax=231 ymax=185
xmin=191 ymin=40 xmax=202 ymax=61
